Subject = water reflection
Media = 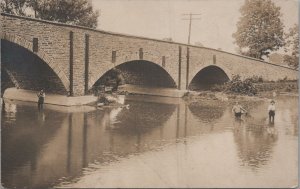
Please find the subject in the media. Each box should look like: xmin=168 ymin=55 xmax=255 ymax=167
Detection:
xmin=188 ymin=101 xmax=226 ymax=123
xmin=233 ymin=119 xmax=278 ymax=170
xmin=1 ymin=96 xmax=298 ymax=188
xmin=2 ymin=103 xmax=67 ymax=188
xmin=2 ymin=101 xmax=17 ymax=124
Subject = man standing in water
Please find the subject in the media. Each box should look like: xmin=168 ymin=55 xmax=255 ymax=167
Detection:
xmin=37 ymin=89 xmax=45 ymax=110
xmin=232 ymin=101 xmax=247 ymax=119
xmin=268 ymin=100 xmax=276 ymax=123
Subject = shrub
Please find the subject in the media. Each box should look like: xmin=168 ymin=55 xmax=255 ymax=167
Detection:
xmin=211 ymin=84 xmax=227 ymax=92
xmin=247 ymin=75 xmax=264 ymax=83
xmin=278 ymin=76 xmax=288 ymax=83
xmin=212 ymin=75 xmax=258 ymax=96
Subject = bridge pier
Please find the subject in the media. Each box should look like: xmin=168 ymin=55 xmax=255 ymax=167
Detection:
xmin=177 ymin=45 xmax=189 ymax=91
xmin=70 ymin=32 xmax=91 ymax=96
xmin=69 ymin=31 xmax=74 ymax=96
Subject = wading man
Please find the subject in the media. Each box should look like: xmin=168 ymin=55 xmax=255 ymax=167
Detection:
xmin=268 ymin=100 xmax=276 ymax=123
xmin=232 ymin=101 xmax=247 ymax=119
xmin=37 ymin=89 xmax=46 ymax=110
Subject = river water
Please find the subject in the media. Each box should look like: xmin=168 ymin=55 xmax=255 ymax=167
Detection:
xmin=1 ymin=95 xmax=298 ymax=188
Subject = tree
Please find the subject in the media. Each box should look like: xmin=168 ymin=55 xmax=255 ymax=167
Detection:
xmin=0 ymin=0 xmax=28 ymax=16
xmin=31 ymin=0 xmax=99 ymax=28
xmin=1 ymin=0 xmax=99 ymax=28
xmin=233 ymin=0 xmax=285 ymax=60
xmin=283 ymin=24 xmax=299 ymax=69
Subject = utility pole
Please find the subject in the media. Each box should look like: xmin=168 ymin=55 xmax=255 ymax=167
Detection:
xmin=182 ymin=13 xmax=201 ymax=45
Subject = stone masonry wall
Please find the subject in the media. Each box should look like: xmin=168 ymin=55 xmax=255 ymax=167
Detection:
xmin=188 ymin=47 xmax=298 ymax=84
xmin=1 ymin=13 xmax=298 ymax=96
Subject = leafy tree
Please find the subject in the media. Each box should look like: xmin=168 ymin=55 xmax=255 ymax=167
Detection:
xmin=30 ymin=0 xmax=99 ymax=28
xmin=283 ymin=24 xmax=299 ymax=69
xmin=233 ymin=0 xmax=285 ymax=59
xmin=0 ymin=0 xmax=28 ymax=16
xmin=1 ymin=0 xmax=99 ymax=28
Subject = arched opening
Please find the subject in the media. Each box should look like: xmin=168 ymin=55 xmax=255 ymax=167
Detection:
xmin=91 ymin=60 xmax=177 ymax=93
xmin=1 ymin=40 xmax=67 ymax=95
xmin=189 ymin=65 xmax=230 ymax=91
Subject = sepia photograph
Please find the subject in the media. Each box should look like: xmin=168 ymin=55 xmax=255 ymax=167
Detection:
xmin=0 ymin=0 xmax=298 ymax=188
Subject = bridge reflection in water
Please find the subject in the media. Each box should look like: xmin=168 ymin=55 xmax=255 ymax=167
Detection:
xmin=1 ymin=96 xmax=298 ymax=188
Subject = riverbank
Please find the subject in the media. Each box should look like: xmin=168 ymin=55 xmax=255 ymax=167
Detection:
xmin=185 ymin=80 xmax=298 ymax=104
xmin=183 ymin=89 xmax=298 ymax=114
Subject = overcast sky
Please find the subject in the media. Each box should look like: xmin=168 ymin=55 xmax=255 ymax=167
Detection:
xmin=91 ymin=0 xmax=298 ymax=53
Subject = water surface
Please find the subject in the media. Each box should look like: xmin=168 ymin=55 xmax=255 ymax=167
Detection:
xmin=1 ymin=95 xmax=298 ymax=188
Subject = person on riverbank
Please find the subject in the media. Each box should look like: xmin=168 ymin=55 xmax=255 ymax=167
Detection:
xmin=232 ymin=101 xmax=247 ymax=119
xmin=268 ymin=100 xmax=276 ymax=123
xmin=37 ymin=89 xmax=45 ymax=110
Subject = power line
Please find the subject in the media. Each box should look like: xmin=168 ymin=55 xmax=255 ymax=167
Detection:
xmin=182 ymin=13 xmax=201 ymax=45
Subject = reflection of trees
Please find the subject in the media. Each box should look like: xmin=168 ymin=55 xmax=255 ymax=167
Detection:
xmin=188 ymin=102 xmax=226 ymax=123
xmin=233 ymin=124 xmax=278 ymax=170
xmin=111 ymin=101 xmax=176 ymax=134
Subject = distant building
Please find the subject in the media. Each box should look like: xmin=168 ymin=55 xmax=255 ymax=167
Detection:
xmin=162 ymin=38 xmax=173 ymax=42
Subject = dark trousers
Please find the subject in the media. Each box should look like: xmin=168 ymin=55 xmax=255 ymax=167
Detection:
xmin=235 ymin=112 xmax=242 ymax=119
xmin=38 ymin=98 xmax=44 ymax=110
xmin=269 ymin=110 xmax=275 ymax=122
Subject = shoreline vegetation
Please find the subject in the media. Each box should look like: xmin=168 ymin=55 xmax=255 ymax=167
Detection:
xmin=184 ymin=75 xmax=298 ymax=109
xmin=91 ymin=73 xmax=298 ymax=108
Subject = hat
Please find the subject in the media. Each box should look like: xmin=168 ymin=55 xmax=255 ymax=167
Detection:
xmin=270 ymin=100 xmax=275 ymax=103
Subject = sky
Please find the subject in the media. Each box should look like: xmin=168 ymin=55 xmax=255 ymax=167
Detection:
xmin=91 ymin=0 xmax=298 ymax=53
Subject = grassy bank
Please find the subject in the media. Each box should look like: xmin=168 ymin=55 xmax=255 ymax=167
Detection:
xmin=184 ymin=76 xmax=298 ymax=108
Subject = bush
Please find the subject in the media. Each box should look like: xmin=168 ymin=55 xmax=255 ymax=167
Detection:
xmin=278 ymin=76 xmax=286 ymax=82
xmin=247 ymin=75 xmax=264 ymax=83
xmin=212 ymin=75 xmax=258 ymax=96
xmin=211 ymin=84 xmax=226 ymax=92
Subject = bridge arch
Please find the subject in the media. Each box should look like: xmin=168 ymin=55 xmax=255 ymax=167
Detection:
xmin=188 ymin=65 xmax=231 ymax=90
xmin=1 ymin=36 xmax=69 ymax=94
xmin=1 ymin=33 xmax=69 ymax=91
xmin=89 ymin=60 xmax=177 ymax=91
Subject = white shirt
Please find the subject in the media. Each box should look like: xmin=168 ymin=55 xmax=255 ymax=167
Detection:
xmin=268 ymin=104 xmax=276 ymax=111
xmin=232 ymin=105 xmax=245 ymax=113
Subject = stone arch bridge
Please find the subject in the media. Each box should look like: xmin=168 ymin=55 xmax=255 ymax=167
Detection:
xmin=1 ymin=13 xmax=298 ymax=96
